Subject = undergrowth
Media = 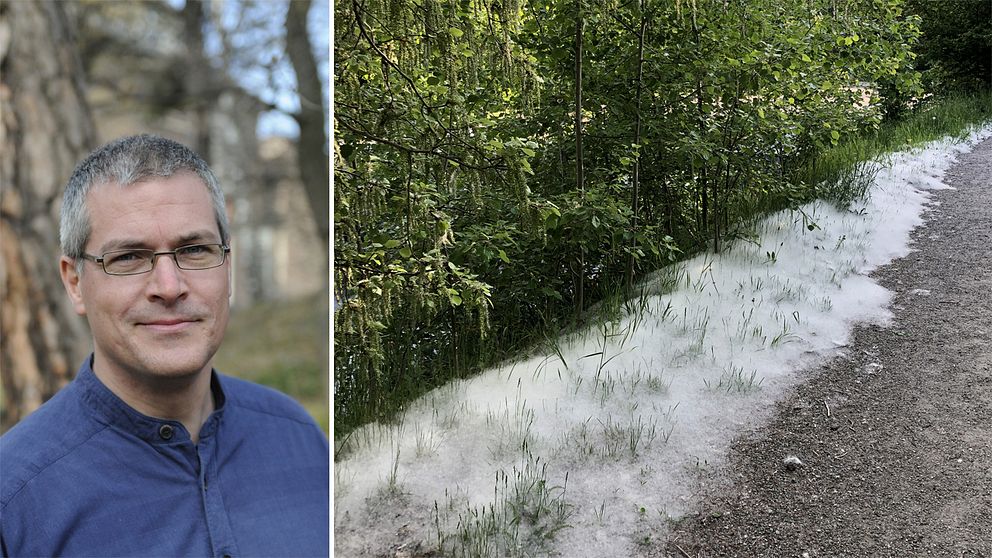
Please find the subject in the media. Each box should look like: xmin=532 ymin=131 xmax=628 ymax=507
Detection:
xmin=333 ymin=90 xmax=992 ymax=444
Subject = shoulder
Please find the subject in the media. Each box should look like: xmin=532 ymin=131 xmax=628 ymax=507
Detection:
xmin=217 ymin=373 xmax=322 ymax=431
xmin=1 ymin=383 xmax=105 ymax=509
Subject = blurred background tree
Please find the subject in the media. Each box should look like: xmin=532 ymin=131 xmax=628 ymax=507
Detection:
xmin=0 ymin=0 xmax=329 ymax=433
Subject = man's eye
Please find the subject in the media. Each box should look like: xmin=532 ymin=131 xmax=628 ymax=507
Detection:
xmin=180 ymin=245 xmax=206 ymax=255
xmin=107 ymin=251 xmax=144 ymax=264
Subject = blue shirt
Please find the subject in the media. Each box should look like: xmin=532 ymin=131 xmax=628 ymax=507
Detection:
xmin=0 ymin=357 xmax=329 ymax=557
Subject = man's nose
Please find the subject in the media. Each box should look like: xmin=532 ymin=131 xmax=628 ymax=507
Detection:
xmin=145 ymin=253 xmax=189 ymax=303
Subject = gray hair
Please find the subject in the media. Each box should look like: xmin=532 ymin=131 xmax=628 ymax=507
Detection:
xmin=60 ymin=134 xmax=230 ymax=260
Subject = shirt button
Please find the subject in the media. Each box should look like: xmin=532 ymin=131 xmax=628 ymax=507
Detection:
xmin=158 ymin=424 xmax=174 ymax=440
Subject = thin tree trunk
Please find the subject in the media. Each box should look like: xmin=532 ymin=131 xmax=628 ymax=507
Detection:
xmin=663 ymin=177 xmax=674 ymax=235
xmin=574 ymin=0 xmax=585 ymax=313
xmin=1 ymin=0 xmax=95 ymax=431
xmin=627 ymin=0 xmax=647 ymax=288
xmin=181 ymin=0 xmax=211 ymax=158
xmin=692 ymin=20 xmax=710 ymax=248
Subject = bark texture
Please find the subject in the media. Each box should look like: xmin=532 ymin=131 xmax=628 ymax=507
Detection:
xmin=1 ymin=1 xmax=95 ymax=431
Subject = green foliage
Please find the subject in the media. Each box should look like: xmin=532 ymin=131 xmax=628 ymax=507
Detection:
xmin=904 ymin=0 xmax=991 ymax=94
xmin=334 ymin=0 xmax=928 ymax=439
xmin=335 ymin=0 xmax=531 ymax=429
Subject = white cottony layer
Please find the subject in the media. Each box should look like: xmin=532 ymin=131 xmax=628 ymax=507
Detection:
xmin=333 ymin=125 xmax=992 ymax=557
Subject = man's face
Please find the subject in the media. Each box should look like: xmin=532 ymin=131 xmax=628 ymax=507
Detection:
xmin=60 ymin=172 xmax=231 ymax=383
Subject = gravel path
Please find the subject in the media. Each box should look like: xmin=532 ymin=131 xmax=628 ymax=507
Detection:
xmin=658 ymin=135 xmax=992 ymax=557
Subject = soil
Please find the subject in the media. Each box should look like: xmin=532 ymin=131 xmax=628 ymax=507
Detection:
xmin=656 ymin=135 xmax=992 ymax=558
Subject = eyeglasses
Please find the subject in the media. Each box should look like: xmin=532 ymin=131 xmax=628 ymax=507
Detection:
xmin=80 ymin=244 xmax=230 ymax=276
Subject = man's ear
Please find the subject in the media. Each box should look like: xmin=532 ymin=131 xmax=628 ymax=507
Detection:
xmin=60 ymin=256 xmax=87 ymax=316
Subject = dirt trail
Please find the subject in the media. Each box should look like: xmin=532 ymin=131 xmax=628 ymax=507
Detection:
xmin=657 ymin=135 xmax=992 ymax=557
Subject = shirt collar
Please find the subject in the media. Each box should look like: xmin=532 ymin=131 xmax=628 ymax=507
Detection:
xmin=75 ymin=355 xmax=227 ymax=445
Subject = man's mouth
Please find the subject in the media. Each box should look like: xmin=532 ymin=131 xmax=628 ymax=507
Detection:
xmin=139 ymin=318 xmax=200 ymax=333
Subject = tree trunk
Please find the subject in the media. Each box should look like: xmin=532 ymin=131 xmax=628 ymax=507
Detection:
xmin=0 ymin=0 xmax=96 ymax=431
xmin=627 ymin=1 xmax=647 ymax=288
xmin=285 ymin=0 xmax=330 ymax=388
xmin=181 ymin=0 xmax=212 ymax=158
xmin=285 ymin=0 xmax=330 ymax=251
xmin=573 ymin=0 xmax=585 ymax=314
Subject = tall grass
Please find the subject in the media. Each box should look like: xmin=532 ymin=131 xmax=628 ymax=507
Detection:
xmin=433 ymin=455 xmax=573 ymax=557
xmin=805 ymin=91 xmax=992 ymax=206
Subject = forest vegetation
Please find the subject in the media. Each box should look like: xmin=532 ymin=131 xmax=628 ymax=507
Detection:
xmin=333 ymin=0 xmax=992 ymax=439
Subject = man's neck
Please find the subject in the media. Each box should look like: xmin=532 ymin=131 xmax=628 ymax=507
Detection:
xmin=92 ymin=360 xmax=215 ymax=443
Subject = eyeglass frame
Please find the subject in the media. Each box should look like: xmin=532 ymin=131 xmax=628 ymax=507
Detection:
xmin=79 ymin=243 xmax=231 ymax=276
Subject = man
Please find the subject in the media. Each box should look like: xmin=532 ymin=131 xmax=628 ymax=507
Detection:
xmin=0 ymin=135 xmax=329 ymax=557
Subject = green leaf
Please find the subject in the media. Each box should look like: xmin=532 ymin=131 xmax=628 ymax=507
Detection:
xmin=497 ymin=249 xmax=510 ymax=263
xmin=541 ymin=287 xmax=563 ymax=301
xmin=384 ymin=239 xmax=401 ymax=249
xmin=448 ymin=27 xmax=464 ymax=38
xmin=830 ymin=130 xmax=840 ymax=140
xmin=399 ymin=247 xmax=412 ymax=258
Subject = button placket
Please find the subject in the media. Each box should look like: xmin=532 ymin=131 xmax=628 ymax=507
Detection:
xmin=198 ymin=432 xmax=238 ymax=557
